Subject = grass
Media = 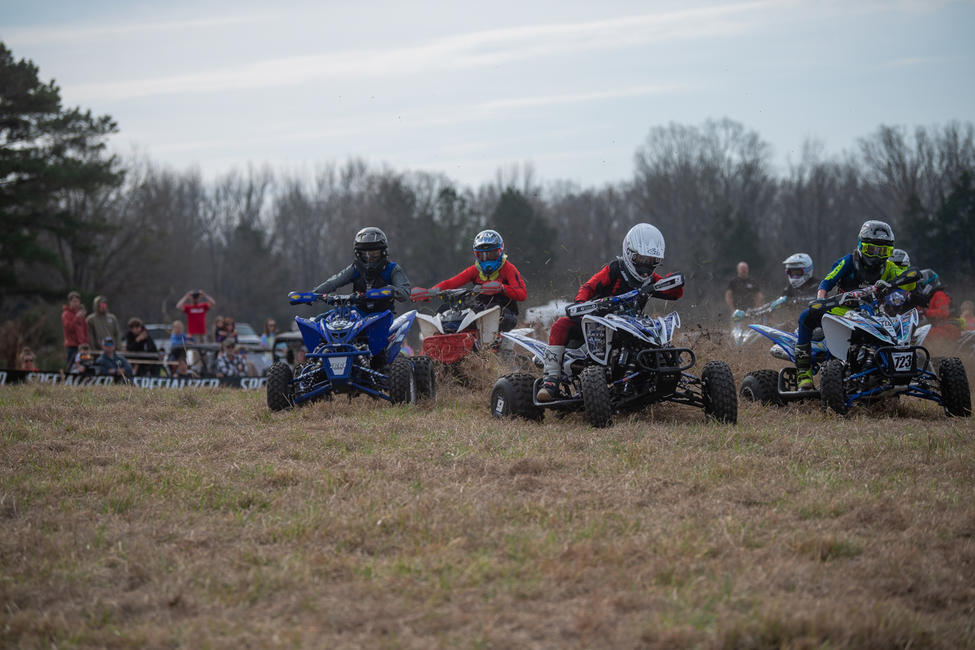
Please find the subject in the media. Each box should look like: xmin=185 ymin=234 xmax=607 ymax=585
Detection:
xmin=1 ymin=346 xmax=973 ymax=648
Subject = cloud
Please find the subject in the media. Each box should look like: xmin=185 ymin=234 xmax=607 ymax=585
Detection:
xmin=66 ymin=1 xmax=782 ymax=102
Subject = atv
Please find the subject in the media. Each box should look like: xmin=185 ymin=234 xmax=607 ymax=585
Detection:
xmin=740 ymin=271 xmax=971 ymax=417
xmin=489 ymin=274 xmax=738 ymax=427
xmin=265 ymin=288 xmax=435 ymax=411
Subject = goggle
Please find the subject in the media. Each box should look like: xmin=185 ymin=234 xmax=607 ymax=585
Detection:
xmin=859 ymin=242 xmax=893 ymax=258
xmin=357 ymin=249 xmax=383 ymax=261
xmin=632 ymin=254 xmax=660 ymax=268
xmin=475 ymin=249 xmax=502 ymax=261
xmin=786 ymin=268 xmax=806 ymax=278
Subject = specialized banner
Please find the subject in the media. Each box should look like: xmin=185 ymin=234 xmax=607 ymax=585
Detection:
xmin=0 ymin=369 xmax=267 ymax=390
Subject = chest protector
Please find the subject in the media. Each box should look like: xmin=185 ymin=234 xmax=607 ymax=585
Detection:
xmin=352 ymin=262 xmax=398 ymax=313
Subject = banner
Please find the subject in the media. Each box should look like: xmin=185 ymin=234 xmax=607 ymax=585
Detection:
xmin=0 ymin=369 xmax=267 ymax=390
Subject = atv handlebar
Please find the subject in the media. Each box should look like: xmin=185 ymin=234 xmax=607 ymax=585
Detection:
xmin=289 ymin=287 xmax=393 ymax=306
xmin=410 ymin=283 xmax=499 ymax=303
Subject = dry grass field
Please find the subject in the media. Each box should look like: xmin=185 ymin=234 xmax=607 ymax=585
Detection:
xmin=2 ymin=342 xmax=974 ymax=649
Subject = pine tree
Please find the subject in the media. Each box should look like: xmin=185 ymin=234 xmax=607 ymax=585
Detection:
xmin=0 ymin=42 xmax=122 ymax=298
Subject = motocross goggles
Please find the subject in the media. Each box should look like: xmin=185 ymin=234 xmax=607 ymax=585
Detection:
xmin=858 ymin=241 xmax=893 ymax=259
xmin=475 ymin=248 xmax=502 ymax=261
xmin=786 ymin=268 xmax=806 ymax=278
xmin=632 ymin=254 xmax=661 ymax=275
xmin=357 ymin=249 xmax=383 ymax=262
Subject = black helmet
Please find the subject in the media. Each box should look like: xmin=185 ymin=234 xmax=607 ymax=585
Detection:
xmin=354 ymin=227 xmax=388 ymax=273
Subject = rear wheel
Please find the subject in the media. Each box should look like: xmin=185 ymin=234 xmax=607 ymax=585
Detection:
xmin=266 ymin=362 xmax=294 ymax=411
xmin=490 ymin=373 xmax=543 ymax=421
xmin=702 ymin=361 xmax=737 ymax=424
xmin=580 ymin=365 xmax=613 ymax=428
xmin=938 ymin=357 xmax=972 ymax=417
xmin=389 ymin=356 xmax=417 ymax=405
xmin=820 ymin=359 xmax=849 ymax=415
xmin=410 ymin=356 xmax=436 ymax=400
xmin=739 ymin=369 xmax=783 ymax=407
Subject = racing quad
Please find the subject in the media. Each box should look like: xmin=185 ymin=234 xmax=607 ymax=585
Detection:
xmin=489 ymin=274 xmax=738 ymax=427
xmin=410 ymin=285 xmax=503 ymax=364
xmin=265 ymin=288 xmax=435 ymax=411
xmin=740 ymin=274 xmax=971 ymax=417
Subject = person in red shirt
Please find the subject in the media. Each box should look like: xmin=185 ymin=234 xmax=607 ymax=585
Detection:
xmin=61 ymin=290 xmax=89 ymax=370
xmin=430 ymin=229 xmax=527 ymax=332
xmin=537 ymin=223 xmax=683 ymax=402
xmin=913 ymin=270 xmax=961 ymax=341
xmin=177 ymin=289 xmax=216 ymax=341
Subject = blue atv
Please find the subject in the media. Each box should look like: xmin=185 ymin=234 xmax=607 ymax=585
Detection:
xmin=265 ymin=288 xmax=435 ymax=411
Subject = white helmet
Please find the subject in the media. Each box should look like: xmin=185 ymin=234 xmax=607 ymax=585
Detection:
xmin=890 ymin=249 xmax=910 ymax=267
xmin=783 ymin=253 xmax=813 ymax=288
xmin=621 ymin=223 xmax=665 ymax=283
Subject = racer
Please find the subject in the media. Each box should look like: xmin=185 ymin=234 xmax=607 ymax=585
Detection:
xmin=890 ymin=248 xmax=910 ymax=270
xmin=781 ymin=253 xmax=820 ymax=301
xmin=424 ymin=229 xmax=527 ymax=332
xmin=793 ymin=220 xmax=913 ymax=391
xmin=536 ymin=223 xmax=683 ymax=402
xmin=910 ymin=269 xmax=962 ymax=341
xmin=312 ymin=227 xmax=411 ymax=314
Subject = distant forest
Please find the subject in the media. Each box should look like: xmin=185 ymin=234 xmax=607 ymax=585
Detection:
xmin=2 ymin=42 xmax=974 ymax=365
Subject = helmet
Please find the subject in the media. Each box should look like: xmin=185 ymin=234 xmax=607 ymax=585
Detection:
xmin=783 ymin=253 xmax=813 ymax=289
xmin=890 ymin=249 xmax=910 ymax=267
xmin=918 ymin=269 xmax=943 ymax=296
xmin=855 ymin=220 xmax=894 ymax=274
xmin=473 ymin=229 xmax=505 ymax=275
xmin=621 ymin=223 xmax=665 ymax=283
xmin=353 ymin=227 xmax=388 ymax=273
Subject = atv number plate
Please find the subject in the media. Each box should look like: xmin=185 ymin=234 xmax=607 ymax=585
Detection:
xmin=328 ymin=357 xmax=349 ymax=374
xmin=891 ymin=351 xmax=913 ymax=372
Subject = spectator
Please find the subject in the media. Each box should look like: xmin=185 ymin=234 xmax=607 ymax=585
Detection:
xmin=725 ymin=261 xmax=764 ymax=313
xmin=125 ymin=317 xmax=160 ymax=376
xmin=94 ymin=337 xmax=133 ymax=379
xmin=261 ymin=318 xmax=278 ymax=361
xmin=169 ymin=349 xmax=200 ymax=379
xmin=215 ymin=339 xmax=248 ymax=378
xmin=61 ymin=290 xmax=88 ymax=370
xmin=176 ymin=289 xmax=216 ymax=342
xmin=214 ymin=316 xmax=228 ymax=343
xmin=86 ymin=295 xmax=123 ymax=351
xmin=168 ymin=319 xmax=193 ymax=364
xmin=17 ymin=347 xmax=39 ymax=371
xmin=222 ymin=317 xmax=239 ymax=344
xmin=71 ymin=343 xmax=95 ymax=375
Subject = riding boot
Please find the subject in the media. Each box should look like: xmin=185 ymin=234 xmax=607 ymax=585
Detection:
xmin=536 ymin=346 xmax=565 ymax=402
xmin=795 ymin=343 xmax=814 ymax=390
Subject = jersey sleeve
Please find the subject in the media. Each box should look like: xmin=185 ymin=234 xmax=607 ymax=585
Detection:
xmin=576 ymin=265 xmax=613 ymax=302
xmin=433 ymin=266 xmax=479 ymax=290
xmin=819 ymin=255 xmax=850 ymax=293
xmin=388 ymin=264 xmax=411 ymax=302
xmin=499 ymin=262 xmax=527 ymax=301
xmin=313 ymin=264 xmax=356 ymax=294
xmin=651 ymin=272 xmax=683 ymax=300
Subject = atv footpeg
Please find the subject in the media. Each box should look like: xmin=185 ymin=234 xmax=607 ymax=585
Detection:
xmin=777 ymin=367 xmax=820 ymax=401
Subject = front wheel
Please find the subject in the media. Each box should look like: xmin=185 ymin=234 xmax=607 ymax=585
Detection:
xmin=820 ymin=359 xmax=849 ymax=415
xmin=490 ymin=373 xmax=543 ymax=421
xmin=938 ymin=357 xmax=972 ymax=417
xmin=410 ymin=356 xmax=436 ymax=400
xmin=739 ymin=369 xmax=783 ymax=407
xmin=580 ymin=365 xmax=613 ymax=428
xmin=389 ymin=356 xmax=417 ymax=405
xmin=266 ymin=362 xmax=294 ymax=411
xmin=702 ymin=361 xmax=737 ymax=424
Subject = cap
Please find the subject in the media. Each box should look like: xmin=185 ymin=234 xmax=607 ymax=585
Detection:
xmin=103 ymin=337 xmax=115 ymax=346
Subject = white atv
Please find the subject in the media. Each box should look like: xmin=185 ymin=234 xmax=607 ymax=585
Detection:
xmin=489 ymin=274 xmax=738 ymax=427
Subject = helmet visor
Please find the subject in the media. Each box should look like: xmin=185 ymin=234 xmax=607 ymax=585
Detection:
xmin=475 ymin=249 xmax=502 ymax=262
xmin=632 ymin=254 xmax=660 ymax=276
xmin=859 ymin=242 xmax=893 ymax=259
xmin=357 ymin=249 xmax=383 ymax=263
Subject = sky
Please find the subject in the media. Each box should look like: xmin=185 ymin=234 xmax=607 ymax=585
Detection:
xmin=3 ymin=0 xmax=974 ymax=188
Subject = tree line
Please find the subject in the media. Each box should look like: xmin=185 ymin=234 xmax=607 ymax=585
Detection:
xmin=2 ymin=42 xmax=974 ymax=365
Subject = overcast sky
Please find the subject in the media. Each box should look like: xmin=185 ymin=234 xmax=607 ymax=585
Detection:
xmin=3 ymin=0 xmax=973 ymax=187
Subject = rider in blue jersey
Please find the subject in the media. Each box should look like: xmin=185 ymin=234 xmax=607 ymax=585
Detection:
xmin=794 ymin=220 xmax=913 ymax=390
xmin=313 ymin=227 xmax=411 ymax=314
